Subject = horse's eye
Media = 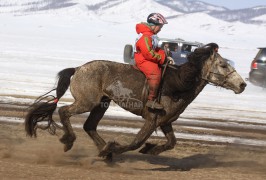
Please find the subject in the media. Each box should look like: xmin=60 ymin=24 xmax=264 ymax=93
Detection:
xmin=219 ymin=60 xmax=227 ymax=68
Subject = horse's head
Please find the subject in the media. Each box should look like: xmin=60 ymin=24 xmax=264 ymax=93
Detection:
xmin=188 ymin=43 xmax=246 ymax=94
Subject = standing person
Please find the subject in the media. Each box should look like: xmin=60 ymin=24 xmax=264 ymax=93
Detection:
xmin=134 ymin=13 xmax=171 ymax=110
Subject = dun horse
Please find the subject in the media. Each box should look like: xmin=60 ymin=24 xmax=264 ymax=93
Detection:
xmin=25 ymin=43 xmax=246 ymax=160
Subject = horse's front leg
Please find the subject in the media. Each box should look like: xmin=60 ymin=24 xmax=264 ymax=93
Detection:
xmin=139 ymin=123 xmax=176 ymax=155
xmin=99 ymin=118 xmax=157 ymax=158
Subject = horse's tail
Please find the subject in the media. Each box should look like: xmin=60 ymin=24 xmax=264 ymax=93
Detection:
xmin=25 ymin=68 xmax=76 ymax=137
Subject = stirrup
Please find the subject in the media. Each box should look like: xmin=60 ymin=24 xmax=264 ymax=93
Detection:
xmin=146 ymin=100 xmax=164 ymax=110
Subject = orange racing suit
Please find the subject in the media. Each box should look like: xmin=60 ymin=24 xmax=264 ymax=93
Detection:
xmin=134 ymin=23 xmax=166 ymax=100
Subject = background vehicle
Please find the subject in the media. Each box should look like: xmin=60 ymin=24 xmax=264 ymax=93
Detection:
xmin=123 ymin=38 xmax=234 ymax=67
xmin=248 ymin=47 xmax=266 ymax=87
xmin=224 ymin=58 xmax=235 ymax=68
xmin=123 ymin=38 xmax=202 ymax=65
xmin=158 ymin=38 xmax=203 ymax=66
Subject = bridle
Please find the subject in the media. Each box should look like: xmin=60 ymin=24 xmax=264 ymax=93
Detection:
xmin=201 ymin=53 xmax=236 ymax=87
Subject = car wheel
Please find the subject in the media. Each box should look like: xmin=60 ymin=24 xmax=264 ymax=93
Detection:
xmin=123 ymin=44 xmax=133 ymax=63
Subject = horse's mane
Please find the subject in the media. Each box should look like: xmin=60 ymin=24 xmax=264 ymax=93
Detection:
xmin=165 ymin=43 xmax=219 ymax=92
xmin=187 ymin=43 xmax=218 ymax=66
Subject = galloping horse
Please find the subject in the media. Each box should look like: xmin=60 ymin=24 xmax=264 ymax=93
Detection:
xmin=25 ymin=43 xmax=246 ymax=160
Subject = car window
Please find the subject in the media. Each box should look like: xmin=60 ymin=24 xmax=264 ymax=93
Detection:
xmin=191 ymin=46 xmax=197 ymax=52
xmin=181 ymin=44 xmax=198 ymax=53
xmin=255 ymin=48 xmax=266 ymax=61
xmin=168 ymin=43 xmax=178 ymax=51
xmin=161 ymin=42 xmax=178 ymax=51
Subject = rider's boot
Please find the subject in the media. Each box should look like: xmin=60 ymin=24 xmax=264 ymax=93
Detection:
xmin=146 ymin=82 xmax=164 ymax=110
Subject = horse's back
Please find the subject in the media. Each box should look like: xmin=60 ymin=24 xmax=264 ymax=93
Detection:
xmin=78 ymin=60 xmax=144 ymax=79
xmin=70 ymin=60 xmax=146 ymax=103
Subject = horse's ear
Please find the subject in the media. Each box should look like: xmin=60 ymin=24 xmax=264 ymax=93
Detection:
xmin=210 ymin=50 xmax=217 ymax=60
xmin=210 ymin=49 xmax=215 ymax=56
xmin=204 ymin=43 xmax=219 ymax=55
xmin=205 ymin=43 xmax=219 ymax=49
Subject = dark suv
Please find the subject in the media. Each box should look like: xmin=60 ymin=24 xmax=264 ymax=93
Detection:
xmin=248 ymin=48 xmax=266 ymax=87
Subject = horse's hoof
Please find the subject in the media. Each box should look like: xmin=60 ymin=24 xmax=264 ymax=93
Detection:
xmin=104 ymin=153 xmax=113 ymax=162
xmin=99 ymin=141 xmax=119 ymax=157
xmin=64 ymin=143 xmax=73 ymax=152
xmin=139 ymin=143 xmax=157 ymax=154
xmin=99 ymin=142 xmax=112 ymax=157
xmin=60 ymin=134 xmax=76 ymax=152
xmin=60 ymin=134 xmax=76 ymax=143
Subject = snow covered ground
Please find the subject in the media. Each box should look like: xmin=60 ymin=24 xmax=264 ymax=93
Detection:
xmin=0 ymin=4 xmax=266 ymax=146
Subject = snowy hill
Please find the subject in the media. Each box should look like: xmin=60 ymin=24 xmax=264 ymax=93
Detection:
xmin=0 ymin=0 xmax=266 ymax=25
xmin=0 ymin=0 xmax=265 ymax=50
xmin=156 ymin=0 xmax=227 ymax=13
xmin=209 ymin=6 xmax=266 ymax=24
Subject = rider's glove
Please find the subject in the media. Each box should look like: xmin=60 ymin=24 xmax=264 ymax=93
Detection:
xmin=166 ymin=56 xmax=175 ymax=65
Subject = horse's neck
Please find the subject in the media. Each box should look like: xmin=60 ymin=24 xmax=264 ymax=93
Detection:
xmin=163 ymin=63 xmax=199 ymax=93
xmin=177 ymin=62 xmax=207 ymax=99
xmin=191 ymin=78 xmax=207 ymax=98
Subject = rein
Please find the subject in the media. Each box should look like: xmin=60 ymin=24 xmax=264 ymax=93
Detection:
xmin=150 ymin=48 xmax=172 ymax=127
xmin=157 ymin=46 xmax=173 ymax=102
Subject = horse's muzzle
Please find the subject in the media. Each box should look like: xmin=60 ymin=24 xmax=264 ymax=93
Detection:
xmin=235 ymin=82 xmax=247 ymax=94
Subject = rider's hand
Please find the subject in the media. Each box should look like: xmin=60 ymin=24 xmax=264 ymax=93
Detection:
xmin=164 ymin=46 xmax=171 ymax=57
xmin=166 ymin=56 xmax=175 ymax=65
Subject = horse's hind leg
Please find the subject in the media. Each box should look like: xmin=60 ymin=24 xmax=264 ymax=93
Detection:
xmin=59 ymin=102 xmax=93 ymax=152
xmin=83 ymin=97 xmax=111 ymax=151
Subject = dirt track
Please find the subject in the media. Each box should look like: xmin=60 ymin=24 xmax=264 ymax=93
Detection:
xmin=1 ymin=104 xmax=266 ymax=179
